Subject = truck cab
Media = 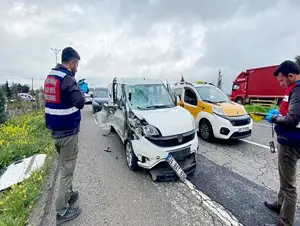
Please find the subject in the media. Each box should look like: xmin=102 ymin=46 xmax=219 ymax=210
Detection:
xmin=230 ymin=72 xmax=248 ymax=104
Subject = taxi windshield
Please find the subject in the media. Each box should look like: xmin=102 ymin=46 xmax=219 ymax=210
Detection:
xmin=125 ymin=84 xmax=175 ymax=110
xmin=196 ymin=86 xmax=230 ymax=103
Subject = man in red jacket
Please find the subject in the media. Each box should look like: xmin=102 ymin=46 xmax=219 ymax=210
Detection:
xmin=264 ymin=60 xmax=300 ymax=226
xmin=44 ymin=47 xmax=85 ymax=225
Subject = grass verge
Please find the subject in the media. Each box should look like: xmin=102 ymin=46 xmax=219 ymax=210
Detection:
xmin=244 ymin=104 xmax=277 ymax=114
xmin=0 ymin=110 xmax=54 ymax=226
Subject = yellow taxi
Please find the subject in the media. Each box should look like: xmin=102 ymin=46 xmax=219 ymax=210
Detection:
xmin=171 ymin=81 xmax=252 ymax=141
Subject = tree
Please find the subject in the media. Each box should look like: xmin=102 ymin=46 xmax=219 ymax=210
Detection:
xmin=0 ymin=89 xmax=7 ymax=124
xmin=217 ymin=69 xmax=223 ymax=90
xmin=10 ymin=83 xmax=30 ymax=98
xmin=295 ymin=55 xmax=300 ymax=68
xmin=180 ymin=74 xmax=185 ymax=82
xmin=3 ymin=81 xmax=11 ymax=98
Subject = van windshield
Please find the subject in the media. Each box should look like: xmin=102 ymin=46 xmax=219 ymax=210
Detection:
xmin=196 ymin=86 xmax=230 ymax=103
xmin=125 ymin=84 xmax=175 ymax=110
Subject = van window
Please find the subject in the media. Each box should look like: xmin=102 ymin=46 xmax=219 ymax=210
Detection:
xmin=173 ymin=88 xmax=183 ymax=99
xmin=184 ymin=88 xmax=197 ymax=106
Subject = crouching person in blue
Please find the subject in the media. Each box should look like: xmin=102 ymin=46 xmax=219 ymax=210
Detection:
xmin=264 ymin=60 xmax=300 ymax=226
xmin=44 ymin=47 xmax=85 ymax=225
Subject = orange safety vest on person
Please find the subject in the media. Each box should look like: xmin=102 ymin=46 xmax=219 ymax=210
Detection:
xmin=279 ymin=83 xmax=297 ymax=116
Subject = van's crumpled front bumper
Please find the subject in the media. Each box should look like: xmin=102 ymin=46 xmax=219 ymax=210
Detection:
xmin=131 ymin=131 xmax=198 ymax=181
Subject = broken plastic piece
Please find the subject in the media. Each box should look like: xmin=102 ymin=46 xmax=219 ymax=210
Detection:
xmin=104 ymin=147 xmax=111 ymax=153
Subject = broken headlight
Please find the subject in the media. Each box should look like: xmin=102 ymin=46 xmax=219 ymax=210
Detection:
xmin=134 ymin=120 xmax=160 ymax=137
xmin=142 ymin=124 xmax=160 ymax=136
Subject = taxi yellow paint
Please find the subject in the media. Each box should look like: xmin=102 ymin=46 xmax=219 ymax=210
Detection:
xmin=218 ymin=102 xmax=247 ymax=116
xmin=178 ymin=99 xmax=245 ymax=119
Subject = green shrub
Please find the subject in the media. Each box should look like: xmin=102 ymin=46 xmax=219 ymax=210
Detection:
xmin=0 ymin=110 xmax=54 ymax=226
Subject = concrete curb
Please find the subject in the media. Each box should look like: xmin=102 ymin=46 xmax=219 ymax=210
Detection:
xmin=27 ymin=154 xmax=60 ymax=226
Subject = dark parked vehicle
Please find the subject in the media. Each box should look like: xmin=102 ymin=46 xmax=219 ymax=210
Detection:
xmin=91 ymin=87 xmax=109 ymax=113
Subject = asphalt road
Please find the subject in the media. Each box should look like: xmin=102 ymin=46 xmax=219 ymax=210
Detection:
xmin=39 ymin=106 xmax=300 ymax=226
xmin=189 ymin=122 xmax=300 ymax=226
xmin=39 ymin=105 xmax=223 ymax=226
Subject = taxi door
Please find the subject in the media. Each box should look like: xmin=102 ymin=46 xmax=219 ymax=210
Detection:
xmin=181 ymin=87 xmax=202 ymax=119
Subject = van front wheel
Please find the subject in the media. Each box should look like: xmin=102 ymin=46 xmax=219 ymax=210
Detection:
xmin=199 ymin=119 xmax=214 ymax=141
xmin=125 ymin=140 xmax=138 ymax=171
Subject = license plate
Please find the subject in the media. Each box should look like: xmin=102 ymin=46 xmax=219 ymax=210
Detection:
xmin=238 ymin=126 xmax=249 ymax=133
xmin=167 ymin=154 xmax=187 ymax=182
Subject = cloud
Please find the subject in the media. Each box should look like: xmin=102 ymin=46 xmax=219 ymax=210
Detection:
xmin=0 ymin=0 xmax=299 ymax=94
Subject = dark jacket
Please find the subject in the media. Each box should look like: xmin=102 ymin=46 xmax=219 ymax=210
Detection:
xmin=44 ymin=64 xmax=85 ymax=139
xmin=273 ymin=80 xmax=300 ymax=147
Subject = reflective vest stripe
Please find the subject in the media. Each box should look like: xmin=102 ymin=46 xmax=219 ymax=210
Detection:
xmin=283 ymin=95 xmax=289 ymax=102
xmin=48 ymin=70 xmax=66 ymax=78
xmin=297 ymin=123 xmax=300 ymax=128
xmin=45 ymin=106 xmax=78 ymax=116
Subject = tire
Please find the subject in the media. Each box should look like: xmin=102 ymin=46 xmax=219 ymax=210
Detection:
xmin=125 ymin=140 xmax=138 ymax=171
xmin=235 ymin=97 xmax=243 ymax=105
xmin=199 ymin=119 xmax=214 ymax=141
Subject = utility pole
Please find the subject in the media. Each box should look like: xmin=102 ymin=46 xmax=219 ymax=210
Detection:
xmin=31 ymin=77 xmax=34 ymax=95
xmin=51 ymin=48 xmax=61 ymax=64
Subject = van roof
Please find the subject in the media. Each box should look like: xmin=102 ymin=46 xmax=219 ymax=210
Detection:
xmin=114 ymin=77 xmax=164 ymax=85
xmin=173 ymin=82 xmax=214 ymax=88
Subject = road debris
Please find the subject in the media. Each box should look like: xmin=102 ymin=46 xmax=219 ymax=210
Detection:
xmin=0 ymin=154 xmax=47 ymax=191
xmin=104 ymin=147 xmax=111 ymax=153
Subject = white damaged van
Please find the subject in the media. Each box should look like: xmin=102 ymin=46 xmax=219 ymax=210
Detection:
xmin=96 ymin=77 xmax=198 ymax=181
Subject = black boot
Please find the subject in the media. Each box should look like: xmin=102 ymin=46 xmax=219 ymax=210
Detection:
xmin=264 ymin=201 xmax=281 ymax=214
xmin=56 ymin=207 xmax=82 ymax=225
xmin=264 ymin=220 xmax=284 ymax=226
xmin=68 ymin=191 xmax=79 ymax=205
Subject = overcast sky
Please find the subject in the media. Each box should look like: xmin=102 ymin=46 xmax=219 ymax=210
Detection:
xmin=0 ymin=0 xmax=299 ymax=93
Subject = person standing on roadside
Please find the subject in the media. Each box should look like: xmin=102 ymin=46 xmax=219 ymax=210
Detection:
xmin=264 ymin=60 xmax=300 ymax=226
xmin=44 ymin=47 xmax=85 ymax=225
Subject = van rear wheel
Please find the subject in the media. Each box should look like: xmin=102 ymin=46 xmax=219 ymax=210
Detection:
xmin=199 ymin=119 xmax=214 ymax=141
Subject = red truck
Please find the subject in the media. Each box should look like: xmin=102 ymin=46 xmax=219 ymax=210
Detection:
xmin=230 ymin=65 xmax=286 ymax=105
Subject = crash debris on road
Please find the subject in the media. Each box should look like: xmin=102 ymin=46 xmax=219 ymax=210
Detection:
xmin=0 ymin=154 xmax=47 ymax=191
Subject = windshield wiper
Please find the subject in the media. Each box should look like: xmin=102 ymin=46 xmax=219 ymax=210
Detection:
xmin=136 ymin=106 xmax=147 ymax=110
xmin=145 ymin=105 xmax=172 ymax=109
xmin=202 ymin=100 xmax=216 ymax=104
xmin=215 ymin=100 xmax=227 ymax=103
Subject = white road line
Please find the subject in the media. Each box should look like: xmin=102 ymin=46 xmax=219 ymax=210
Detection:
xmin=240 ymin=139 xmax=277 ymax=151
xmin=253 ymin=123 xmax=272 ymax=128
xmin=184 ymin=179 xmax=242 ymax=226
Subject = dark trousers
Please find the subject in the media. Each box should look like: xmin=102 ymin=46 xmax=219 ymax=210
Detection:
xmin=54 ymin=134 xmax=79 ymax=216
xmin=277 ymin=143 xmax=300 ymax=226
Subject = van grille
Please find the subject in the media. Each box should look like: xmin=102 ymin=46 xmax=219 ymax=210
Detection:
xmin=146 ymin=130 xmax=195 ymax=147
xmin=230 ymin=117 xmax=251 ymax=126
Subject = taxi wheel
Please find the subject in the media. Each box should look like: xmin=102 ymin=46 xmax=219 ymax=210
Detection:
xmin=199 ymin=119 xmax=214 ymax=141
xmin=125 ymin=140 xmax=138 ymax=171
